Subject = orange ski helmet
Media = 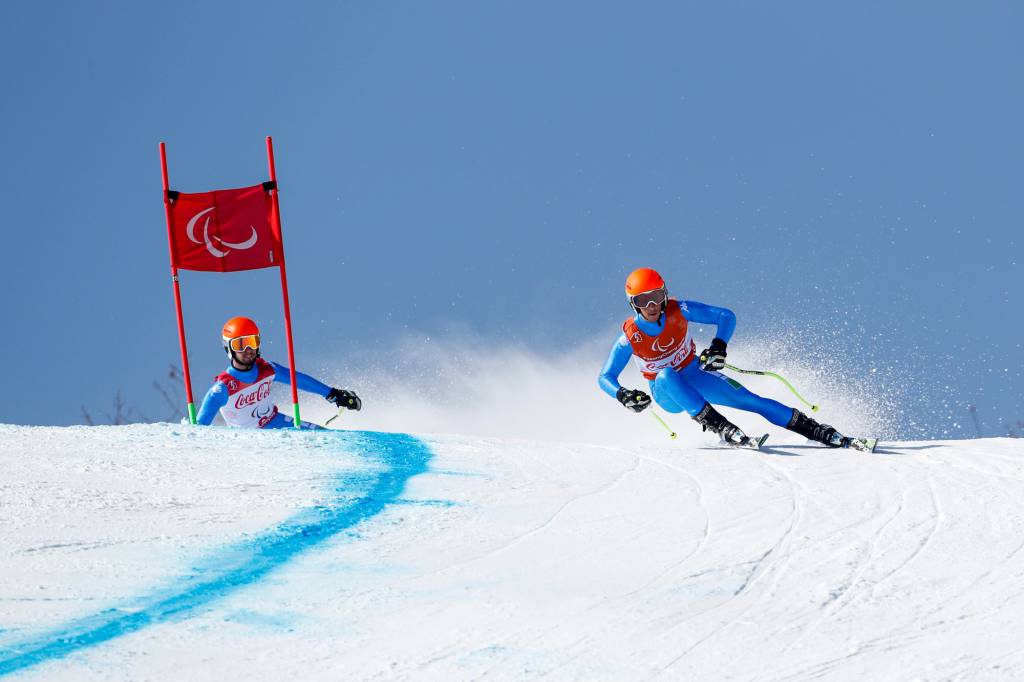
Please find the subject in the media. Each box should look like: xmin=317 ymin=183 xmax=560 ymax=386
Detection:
xmin=624 ymin=268 xmax=668 ymax=313
xmin=221 ymin=316 xmax=261 ymax=357
xmin=625 ymin=268 xmax=665 ymax=296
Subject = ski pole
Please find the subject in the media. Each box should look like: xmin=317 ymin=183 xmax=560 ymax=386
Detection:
xmin=649 ymin=409 xmax=678 ymax=439
xmin=324 ymin=408 xmax=345 ymax=427
xmin=723 ymin=364 xmax=820 ymax=412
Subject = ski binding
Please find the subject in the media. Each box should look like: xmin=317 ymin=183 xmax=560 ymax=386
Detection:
xmin=842 ymin=437 xmax=878 ymax=453
xmin=731 ymin=433 xmax=769 ymax=450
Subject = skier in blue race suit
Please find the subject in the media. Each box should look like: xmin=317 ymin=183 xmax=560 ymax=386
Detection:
xmin=599 ymin=268 xmax=851 ymax=448
xmin=195 ymin=316 xmax=361 ymax=429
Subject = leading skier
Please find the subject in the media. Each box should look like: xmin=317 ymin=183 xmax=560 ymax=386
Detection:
xmin=599 ymin=268 xmax=866 ymax=449
xmin=195 ymin=316 xmax=361 ymax=429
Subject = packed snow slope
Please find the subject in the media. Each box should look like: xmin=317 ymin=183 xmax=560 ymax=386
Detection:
xmin=2 ymin=421 xmax=1023 ymax=681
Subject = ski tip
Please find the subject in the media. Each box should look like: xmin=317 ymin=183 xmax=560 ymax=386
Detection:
xmin=756 ymin=433 xmax=770 ymax=448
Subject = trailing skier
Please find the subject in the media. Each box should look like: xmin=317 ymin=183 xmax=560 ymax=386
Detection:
xmin=599 ymin=268 xmax=873 ymax=450
xmin=195 ymin=316 xmax=361 ymax=429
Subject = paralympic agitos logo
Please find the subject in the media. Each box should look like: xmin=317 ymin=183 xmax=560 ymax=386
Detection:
xmin=186 ymin=207 xmax=259 ymax=258
xmin=651 ymin=336 xmax=676 ymax=354
xmin=235 ymin=381 xmax=272 ymax=409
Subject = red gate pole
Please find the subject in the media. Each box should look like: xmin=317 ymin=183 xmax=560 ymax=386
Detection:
xmin=265 ymin=136 xmax=302 ymax=428
xmin=159 ymin=142 xmax=198 ymax=424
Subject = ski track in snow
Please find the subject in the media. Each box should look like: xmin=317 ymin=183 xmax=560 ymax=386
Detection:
xmin=649 ymin=454 xmax=806 ymax=678
xmin=2 ymin=425 xmax=1024 ymax=680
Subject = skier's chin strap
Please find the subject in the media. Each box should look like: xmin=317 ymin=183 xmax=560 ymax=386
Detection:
xmin=229 ymin=350 xmax=260 ymax=372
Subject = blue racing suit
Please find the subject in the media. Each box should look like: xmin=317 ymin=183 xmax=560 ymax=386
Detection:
xmin=599 ymin=301 xmax=794 ymax=427
xmin=196 ymin=360 xmax=330 ymax=429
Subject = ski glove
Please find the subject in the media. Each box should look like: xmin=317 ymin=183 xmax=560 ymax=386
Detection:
xmin=616 ymin=387 xmax=652 ymax=413
xmin=699 ymin=338 xmax=728 ymax=372
xmin=326 ymin=388 xmax=362 ymax=411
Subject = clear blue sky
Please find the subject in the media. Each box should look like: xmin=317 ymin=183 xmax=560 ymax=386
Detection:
xmin=1 ymin=2 xmax=1020 ymax=436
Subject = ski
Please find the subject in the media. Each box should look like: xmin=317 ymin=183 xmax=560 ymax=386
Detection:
xmin=731 ymin=433 xmax=769 ymax=450
xmin=842 ymin=437 xmax=878 ymax=453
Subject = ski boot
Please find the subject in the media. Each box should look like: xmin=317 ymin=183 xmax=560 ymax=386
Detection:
xmin=694 ymin=403 xmax=767 ymax=449
xmin=787 ymin=410 xmax=844 ymax=447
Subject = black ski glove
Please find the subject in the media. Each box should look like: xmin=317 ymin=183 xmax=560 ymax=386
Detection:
xmin=326 ymin=388 xmax=362 ymax=411
xmin=699 ymin=338 xmax=728 ymax=372
xmin=616 ymin=387 xmax=652 ymax=413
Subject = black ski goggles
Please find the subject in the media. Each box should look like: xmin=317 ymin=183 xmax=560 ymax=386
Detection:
xmin=629 ymin=286 xmax=668 ymax=310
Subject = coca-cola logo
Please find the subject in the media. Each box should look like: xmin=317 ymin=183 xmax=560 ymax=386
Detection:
xmin=644 ymin=343 xmax=693 ymax=373
xmin=235 ymin=381 xmax=272 ymax=409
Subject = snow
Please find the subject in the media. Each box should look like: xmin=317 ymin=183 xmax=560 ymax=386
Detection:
xmin=3 ymin=421 xmax=1024 ymax=680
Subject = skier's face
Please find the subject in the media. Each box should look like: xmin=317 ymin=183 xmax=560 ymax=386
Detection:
xmin=233 ymin=346 xmax=258 ymax=367
xmin=630 ymin=286 xmax=667 ymax=323
xmin=638 ymin=303 xmax=662 ymax=323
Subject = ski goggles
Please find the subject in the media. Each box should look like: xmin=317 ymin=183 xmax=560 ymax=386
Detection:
xmin=629 ymin=286 xmax=668 ymax=310
xmin=226 ymin=334 xmax=261 ymax=352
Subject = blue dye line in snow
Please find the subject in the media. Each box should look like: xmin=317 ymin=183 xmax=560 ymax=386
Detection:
xmin=0 ymin=429 xmax=433 ymax=677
